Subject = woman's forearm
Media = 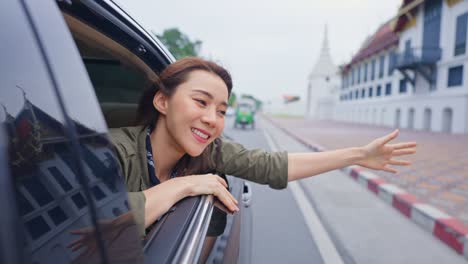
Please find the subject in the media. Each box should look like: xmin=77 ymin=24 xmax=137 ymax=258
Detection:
xmin=142 ymin=178 xmax=190 ymax=228
xmin=287 ymin=147 xmax=365 ymax=182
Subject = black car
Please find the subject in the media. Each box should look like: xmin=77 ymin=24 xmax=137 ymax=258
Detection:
xmin=0 ymin=0 xmax=252 ymax=263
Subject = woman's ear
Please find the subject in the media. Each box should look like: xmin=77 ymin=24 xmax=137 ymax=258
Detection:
xmin=153 ymin=90 xmax=168 ymax=115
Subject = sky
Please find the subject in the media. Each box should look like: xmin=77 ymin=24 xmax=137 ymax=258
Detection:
xmin=116 ymin=0 xmax=402 ymax=102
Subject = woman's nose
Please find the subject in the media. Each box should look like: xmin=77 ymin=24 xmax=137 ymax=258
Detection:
xmin=201 ymin=108 xmax=217 ymax=127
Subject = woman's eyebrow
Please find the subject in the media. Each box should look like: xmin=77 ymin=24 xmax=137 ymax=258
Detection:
xmin=192 ymin=89 xmax=228 ymax=107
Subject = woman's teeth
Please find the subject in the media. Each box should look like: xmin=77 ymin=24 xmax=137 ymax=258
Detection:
xmin=191 ymin=128 xmax=209 ymax=139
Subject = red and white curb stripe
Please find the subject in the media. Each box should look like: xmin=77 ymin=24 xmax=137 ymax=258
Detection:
xmin=264 ymin=116 xmax=468 ymax=260
xmin=343 ymin=165 xmax=468 ymax=259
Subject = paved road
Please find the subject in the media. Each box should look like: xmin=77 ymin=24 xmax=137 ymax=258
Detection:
xmin=224 ymin=116 xmax=324 ymax=263
xmin=223 ymin=115 xmax=467 ymax=264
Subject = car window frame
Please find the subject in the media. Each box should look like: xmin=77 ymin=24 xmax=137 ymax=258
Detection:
xmin=56 ymin=1 xmax=221 ymax=263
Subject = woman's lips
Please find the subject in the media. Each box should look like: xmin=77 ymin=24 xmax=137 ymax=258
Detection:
xmin=191 ymin=127 xmax=210 ymax=143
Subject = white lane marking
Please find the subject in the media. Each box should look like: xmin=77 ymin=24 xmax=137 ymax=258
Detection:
xmin=263 ymin=127 xmax=345 ymax=264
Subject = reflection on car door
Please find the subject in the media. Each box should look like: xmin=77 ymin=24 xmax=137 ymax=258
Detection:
xmin=0 ymin=0 xmax=143 ymax=263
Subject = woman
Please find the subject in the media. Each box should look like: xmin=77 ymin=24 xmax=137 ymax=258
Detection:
xmin=109 ymin=57 xmax=417 ymax=237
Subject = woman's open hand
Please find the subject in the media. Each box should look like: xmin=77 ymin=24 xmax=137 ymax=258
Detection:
xmin=179 ymin=174 xmax=239 ymax=213
xmin=357 ymin=129 xmax=417 ymax=173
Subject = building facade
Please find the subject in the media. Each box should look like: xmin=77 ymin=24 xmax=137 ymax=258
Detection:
xmin=336 ymin=0 xmax=468 ymax=134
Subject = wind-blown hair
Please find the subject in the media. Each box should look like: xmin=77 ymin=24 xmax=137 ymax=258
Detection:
xmin=137 ymin=57 xmax=232 ymax=127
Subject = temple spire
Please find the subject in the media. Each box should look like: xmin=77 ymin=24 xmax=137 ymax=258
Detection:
xmin=309 ymin=24 xmax=337 ymax=78
xmin=16 ymin=85 xmax=26 ymax=101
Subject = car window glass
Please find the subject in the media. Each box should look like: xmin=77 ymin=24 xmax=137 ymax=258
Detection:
xmin=0 ymin=1 xmax=100 ymax=263
xmin=22 ymin=2 xmax=145 ymax=262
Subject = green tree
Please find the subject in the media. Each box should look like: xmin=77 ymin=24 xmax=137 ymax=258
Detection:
xmin=228 ymin=92 xmax=237 ymax=107
xmin=155 ymin=28 xmax=202 ymax=59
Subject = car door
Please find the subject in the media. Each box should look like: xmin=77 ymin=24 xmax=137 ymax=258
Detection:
xmin=0 ymin=0 xmax=143 ymax=263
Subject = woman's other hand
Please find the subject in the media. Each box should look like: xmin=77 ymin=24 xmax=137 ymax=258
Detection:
xmin=179 ymin=174 xmax=239 ymax=213
xmin=357 ymin=129 xmax=417 ymax=173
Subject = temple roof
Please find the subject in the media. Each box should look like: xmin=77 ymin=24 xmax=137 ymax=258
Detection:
xmin=342 ymin=20 xmax=398 ymax=73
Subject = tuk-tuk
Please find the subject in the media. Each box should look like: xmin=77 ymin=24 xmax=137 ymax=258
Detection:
xmin=234 ymin=103 xmax=255 ymax=129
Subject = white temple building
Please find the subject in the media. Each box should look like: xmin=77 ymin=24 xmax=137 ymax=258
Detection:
xmin=306 ymin=26 xmax=341 ymax=120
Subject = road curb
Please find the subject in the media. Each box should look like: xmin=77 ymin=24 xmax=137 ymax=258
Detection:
xmin=263 ymin=115 xmax=468 ymax=260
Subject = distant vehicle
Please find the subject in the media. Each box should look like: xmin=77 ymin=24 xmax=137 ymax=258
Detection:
xmin=0 ymin=1 xmax=251 ymax=263
xmin=226 ymin=106 xmax=236 ymax=117
xmin=234 ymin=102 xmax=255 ymax=129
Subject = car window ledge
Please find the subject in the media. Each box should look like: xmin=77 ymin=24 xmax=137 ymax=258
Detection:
xmin=143 ymin=195 xmax=214 ymax=264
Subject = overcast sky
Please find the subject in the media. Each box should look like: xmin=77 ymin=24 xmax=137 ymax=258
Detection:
xmin=116 ymin=0 xmax=402 ymax=102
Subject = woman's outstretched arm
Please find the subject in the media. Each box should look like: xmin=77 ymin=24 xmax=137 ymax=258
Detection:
xmin=288 ymin=129 xmax=417 ymax=181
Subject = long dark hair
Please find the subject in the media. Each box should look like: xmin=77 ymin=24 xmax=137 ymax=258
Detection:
xmin=137 ymin=57 xmax=233 ymax=175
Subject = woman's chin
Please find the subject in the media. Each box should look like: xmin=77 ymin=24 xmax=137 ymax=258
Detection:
xmin=185 ymin=147 xmax=206 ymax=157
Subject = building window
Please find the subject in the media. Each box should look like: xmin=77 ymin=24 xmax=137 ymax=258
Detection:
xmin=48 ymin=206 xmax=68 ymax=226
xmin=442 ymin=108 xmax=453 ymax=133
xmin=18 ymin=191 xmax=34 ymax=216
xmin=92 ymin=186 xmax=106 ymax=200
xmin=351 ymin=69 xmax=355 ymax=85
xmin=371 ymin=59 xmax=376 ymax=80
xmin=399 ymin=79 xmax=407 ymax=93
xmin=423 ymin=108 xmax=432 ymax=131
xmin=385 ymin=83 xmax=392 ymax=95
xmin=448 ymin=65 xmax=463 ymax=87
xmin=395 ymin=109 xmax=401 ymax=128
xmin=25 ymin=216 xmax=51 ymax=240
xmin=357 ymin=65 xmax=361 ymax=84
xmin=454 ymin=13 xmax=468 ymax=56
xmin=376 ymin=85 xmax=382 ymax=96
xmin=71 ymin=192 xmax=87 ymax=209
xmin=368 ymin=87 xmax=373 ymax=97
xmin=379 ymin=55 xmax=385 ymax=78
xmin=48 ymin=167 xmax=72 ymax=192
xmin=388 ymin=51 xmax=396 ymax=76
xmin=361 ymin=88 xmax=365 ymax=98
xmin=364 ymin=63 xmax=368 ymax=82
xmin=349 ymin=91 xmax=352 ymax=100
xmin=22 ymin=176 xmax=54 ymax=207
xmin=408 ymin=108 xmax=415 ymax=129
xmin=355 ymin=90 xmax=359 ymax=99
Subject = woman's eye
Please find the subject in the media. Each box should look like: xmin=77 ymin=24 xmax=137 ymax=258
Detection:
xmin=194 ymin=99 xmax=207 ymax=106
xmin=218 ymin=110 xmax=226 ymax=116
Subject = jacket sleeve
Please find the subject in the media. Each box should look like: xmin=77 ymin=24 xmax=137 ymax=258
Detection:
xmin=213 ymin=139 xmax=288 ymax=189
xmin=108 ymin=130 xmax=147 ymax=237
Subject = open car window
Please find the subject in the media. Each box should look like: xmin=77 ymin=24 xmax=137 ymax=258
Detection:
xmin=62 ymin=12 xmax=158 ymax=128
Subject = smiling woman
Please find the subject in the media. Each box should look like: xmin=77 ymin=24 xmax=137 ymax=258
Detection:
xmin=109 ymin=57 xmax=417 ymax=244
xmin=109 ymin=57 xmax=290 ymax=240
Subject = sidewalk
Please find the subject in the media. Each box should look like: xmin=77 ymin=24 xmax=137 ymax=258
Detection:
xmin=265 ymin=115 xmax=468 ymax=259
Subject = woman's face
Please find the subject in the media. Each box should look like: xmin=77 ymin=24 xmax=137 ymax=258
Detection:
xmin=162 ymin=70 xmax=229 ymax=157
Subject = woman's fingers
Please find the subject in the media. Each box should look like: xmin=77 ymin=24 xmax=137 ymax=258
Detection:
xmin=390 ymin=142 xmax=417 ymax=150
xmin=214 ymin=175 xmax=228 ymax=188
xmin=388 ymin=159 xmax=411 ymax=166
xmin=220 ymin=186 xmax=239 ymax=211
xmin=213 ymin=189 xmax=238 ymax=213
xmin=381 ymin=129 xmax=399 ymax=144
xmin=382 ymin=166 xmax=398 ymax=174
xmin=190 ymin=174 xmax=239 ymax=211
xmin=209 ymin=174 xmax=237 ymax=204
xmin=392 ymin=148 xmax=416 ymax=156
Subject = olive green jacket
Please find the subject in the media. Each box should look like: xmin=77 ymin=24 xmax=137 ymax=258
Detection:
xmin=109 ymin=126 xmax=288 ymax=235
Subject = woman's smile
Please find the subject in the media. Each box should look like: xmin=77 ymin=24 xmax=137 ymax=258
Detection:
xmin=191 ymin=127 xmax=211 ymax=143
